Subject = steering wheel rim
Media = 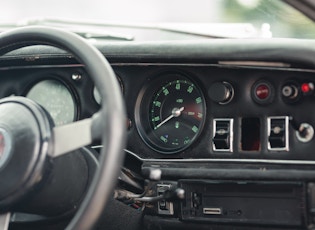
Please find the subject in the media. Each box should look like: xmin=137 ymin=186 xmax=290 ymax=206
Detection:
xmin=0 ymin=26 xmax=126 ymax=230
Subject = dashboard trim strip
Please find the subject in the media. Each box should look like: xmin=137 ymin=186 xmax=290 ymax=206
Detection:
xmin=1 ymin=63 xmax=315 ymax=74
xmin=119 ymin=148 xmax=315 ymax=165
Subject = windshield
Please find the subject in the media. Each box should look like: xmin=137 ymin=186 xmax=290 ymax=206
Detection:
xmin=1 ymin=0 xmax=315 ymax=39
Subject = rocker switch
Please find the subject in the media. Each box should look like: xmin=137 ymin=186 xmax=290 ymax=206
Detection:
xmin=267 ymin=116 xmax=289 ymax=151
xmin=213 ymin=119 xmax=233 ymax=152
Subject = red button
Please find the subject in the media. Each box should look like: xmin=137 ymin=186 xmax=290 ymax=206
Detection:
xmin=256 ymin=84 xmax=270 ymax=100
xmin=301 ymin=83 xmax=314 ymax=94
xmin=301 ymin=83 xmax=310 ymax=93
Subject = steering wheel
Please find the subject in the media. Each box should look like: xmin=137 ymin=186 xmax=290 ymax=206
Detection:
xmin=0 ymin=26 xmax=126 ymax=229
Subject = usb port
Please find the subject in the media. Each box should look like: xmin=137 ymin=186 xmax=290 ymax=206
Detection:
xmin=203 ymin=207 xmax=222 ymax=215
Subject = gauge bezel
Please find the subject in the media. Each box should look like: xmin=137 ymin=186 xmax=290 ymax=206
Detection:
xmin=135 ymin=73 xmax=206 ymax=154
xmin=24 ymin=76 xmax=79 ymax=126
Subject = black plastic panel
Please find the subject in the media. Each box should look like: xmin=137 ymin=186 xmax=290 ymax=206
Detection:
xmin=118 ymin=64 xmax=315 ymax=161
xmin=1 ymin=64 xmax=315 ymax=161
xmin=179 ymin=180 xmax=305 ymax=227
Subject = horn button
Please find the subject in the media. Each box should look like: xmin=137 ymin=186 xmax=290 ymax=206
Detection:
xmin=0 ymin=97 xmax=52 ymax=209
xmin=0 ymin=127 xmax=12 ymax=170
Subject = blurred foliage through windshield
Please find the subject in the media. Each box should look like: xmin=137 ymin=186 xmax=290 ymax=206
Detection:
xmin=1 ymin=0 xmax=315 ymax=38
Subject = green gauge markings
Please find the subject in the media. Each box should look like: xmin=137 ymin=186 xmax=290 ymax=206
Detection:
xmin=153 ymin=101 xmax=161 ymax=107
xmin=139 ymin=77 xmax=206 ymax=154
xmin=192 ymin=125 xmax=199 ymax=133
xmin=163 ymin=88 xmax=169 ymax=96
xmin=184 ymin=137 xmax=191 ymax=145
xmin=172 ymin=139 xmax=179 ymax=146
xmin=196 ymin=97 xmax=202 ymax=104
xmin=160 ymin=136 xmax=168 ymax=143
xmin=187 ymin=85 xmax=194 ymax=93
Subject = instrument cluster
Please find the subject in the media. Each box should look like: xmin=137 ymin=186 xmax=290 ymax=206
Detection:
xmin=124 ymin=64 xmax=315 ymax=161
xmin=1 ymin=64 xmax=315 ymax=162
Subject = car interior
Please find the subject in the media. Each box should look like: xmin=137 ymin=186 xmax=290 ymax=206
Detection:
xmin=1 ymin=1 xmax=315 ymax=230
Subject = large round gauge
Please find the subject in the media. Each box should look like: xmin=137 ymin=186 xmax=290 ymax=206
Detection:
xmin=26 ymin=79 xmax=77 ymax=126
xmin=135 ymin=74 xmax=206 ymax=154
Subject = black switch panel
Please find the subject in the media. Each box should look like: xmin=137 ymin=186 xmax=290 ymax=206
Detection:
xmin=267 ymin=116 xmax=289 ymax=151
xmin=157 ymin=184 xmax=174 ymax=215
xmin=308 ymin=183 xmax=315 ymax=224
xmin=213 ymin=119 xmax=233 ymax=152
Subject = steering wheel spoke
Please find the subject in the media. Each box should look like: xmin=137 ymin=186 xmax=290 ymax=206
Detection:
xmin=52 ymin=118 xmax=93 ymax=158
xmin=0 ymin=213 xmax=10 ymax=230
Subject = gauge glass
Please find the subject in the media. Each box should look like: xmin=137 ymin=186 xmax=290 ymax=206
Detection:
xmin=136 ymin=75 xmax=206 ymax=154
xmin=26 ymin=79 xmax=76 ymax=126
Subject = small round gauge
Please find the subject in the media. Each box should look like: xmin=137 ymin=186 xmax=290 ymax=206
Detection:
xmin=26 ymin=79 xmax=77 ymax=126
xmin=135 ymin=74 xmax=206 ymax=154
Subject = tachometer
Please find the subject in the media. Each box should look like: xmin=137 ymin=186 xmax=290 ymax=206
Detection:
xmin=135 ymin=74 xmax=206 ymax=154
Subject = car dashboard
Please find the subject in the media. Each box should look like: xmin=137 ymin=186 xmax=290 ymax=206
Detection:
xmin=3 ymin=39 xmax=315 ymax=230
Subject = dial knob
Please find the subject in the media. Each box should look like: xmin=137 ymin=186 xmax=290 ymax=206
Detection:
xmin=208 ymin=82 xmax=234 ymax=104
xmin=281 ymin=81 xmax=300 ymax=104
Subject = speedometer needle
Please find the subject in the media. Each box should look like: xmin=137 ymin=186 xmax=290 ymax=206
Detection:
xmin=155 ymin=107 xmax=184 ymax=130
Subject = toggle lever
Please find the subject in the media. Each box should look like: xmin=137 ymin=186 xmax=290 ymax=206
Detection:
xmin=290 ymin=117 xmax=314 ymax=143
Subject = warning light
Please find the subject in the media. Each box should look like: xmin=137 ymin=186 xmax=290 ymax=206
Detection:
xmin=252 ymin=80 xmax=274 ymax=104
xmin=255 ymin=84 xmax=270 ymax=100
xmin=301 ymin=83 xmax=314 ymax=94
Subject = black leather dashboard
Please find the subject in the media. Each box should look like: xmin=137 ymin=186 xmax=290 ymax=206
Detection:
xmin=2 ymin=39 xmax=315 ymax=168
xmin=3 ymin=39 xmax=315 ymax=229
